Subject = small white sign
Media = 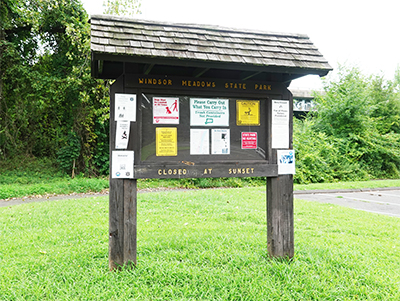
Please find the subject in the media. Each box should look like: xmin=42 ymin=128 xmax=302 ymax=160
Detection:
xmin=272 ymin=100 xmax=289 ymax=149
xmin=190 ymin=98 xmax=229 ymax=126
xmin=272 ymin=99 xmax=289 ymax=125
xmin=115 ymin=93 xmax=136 ymax=122
xmin=272 ymin=124 xmax=289 ymax=149
xmin=115 ymin=121 xmax=130 ymax=149
xmin=211 ymin=129 xmax=230 ymax=154
xmin=153 ymin=97 xmax=179 ymax=124
xmin=190 ymin=129 xmax=209 ymax=155
xmin=277 ymin=149 xmax=295 ymax=175
xmin=112 ymin=150 xmax=134 ymax=179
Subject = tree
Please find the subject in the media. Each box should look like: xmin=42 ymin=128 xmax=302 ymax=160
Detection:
xmin=368 ymin=68 xmax=400 ymax=134
xmin=312 ymin=66 xmax=372 ymax=137
xmin=294 ymin=65 xmax=400 ymax=183
xmin=0 ymin=0 xmax=144 ymax=175
xmin=103 ymin=0 xmax=141 ymax=16
xmin=0 ymin=0 xmax=110 ymax=176
xmin=0 ymin=0 xmax=40 ymax=158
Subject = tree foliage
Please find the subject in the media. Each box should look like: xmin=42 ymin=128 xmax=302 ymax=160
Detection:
xmin=103 ymin=0 xmax=141 ymax=16
xmin=0 ymin=0 xmax=109 ymax=176
xmin=1 ymin=0 xmax=144 ymax=176
xmin=2 ymin=2 xmax=400 ymax=182
xmin=294 ymin=66 xmax=400 ymax=183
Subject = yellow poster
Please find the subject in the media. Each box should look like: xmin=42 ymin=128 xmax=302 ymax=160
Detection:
xmin=156 ymin=127 xmax=177 ymax=156
xmin=236 ymin=100 xmax=260 ymax=126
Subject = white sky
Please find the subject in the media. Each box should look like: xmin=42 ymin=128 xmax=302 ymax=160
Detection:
xmin=82 ymin=0 xmax=400 ymax=90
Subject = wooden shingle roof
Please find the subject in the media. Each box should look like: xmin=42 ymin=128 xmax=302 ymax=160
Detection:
xmin=90 ymin=15 xmax=332 ymax=79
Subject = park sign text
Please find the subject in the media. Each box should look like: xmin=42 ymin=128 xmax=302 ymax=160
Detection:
xmin=126 ymin=75 xmax=275 ymax=93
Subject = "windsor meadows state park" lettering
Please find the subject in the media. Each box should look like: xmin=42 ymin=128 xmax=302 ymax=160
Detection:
xmin=182 ymin=80 xmax=216 ymax=88
xmin=136 ymin=77 xmax=272 ymax=92
xmin=138 ymin=78 xmax=173 ymax=86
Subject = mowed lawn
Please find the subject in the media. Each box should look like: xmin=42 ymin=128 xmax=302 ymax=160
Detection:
xmin=1 ymin=187 xmax=399 ymax=300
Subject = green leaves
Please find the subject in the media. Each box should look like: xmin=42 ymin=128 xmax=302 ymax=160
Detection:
xmin=103 ymin=0 xmax=142 ymax=17
xmin=1 ymin=0 xmax=110 ymax=176
xmin=294 ymin=65 xmax=400 ymax=183
xmin=57 ymin=131 xmax=81 ymax=176
xmin=312 ymin=66 xmax=370 ymax=137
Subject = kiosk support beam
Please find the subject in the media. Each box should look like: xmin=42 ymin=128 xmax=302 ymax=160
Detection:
xmin=265 ymin=93 xmax=294 ymax=259
xmin=109 ymin=76 xmax=138 ymax=270
xmin=109 ymin=179 xmax=137 ymax=270
xmin=267 ymin=175 xmax=294 ymax=258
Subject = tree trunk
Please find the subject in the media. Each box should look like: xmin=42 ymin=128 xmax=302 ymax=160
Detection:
xmin=0 ymin=25 xmax=4 ymax=114
xmin=72 ymin=159 xmax=76 ymax=178
xmin=0 ymin=24 xmax=5 ymax=158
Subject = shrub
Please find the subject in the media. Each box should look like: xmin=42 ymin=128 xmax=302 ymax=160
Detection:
xmin=57 ymin=131 xmax=81 ymax=177
xmin=294 ymin=66 xmax=400 ymax=183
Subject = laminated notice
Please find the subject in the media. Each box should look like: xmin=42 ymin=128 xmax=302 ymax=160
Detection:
xmin=190 ymin=98 xmax=229 ymax=126
xmin=112 ymin=150 xmax=134 ymax=179
xmin=115 ymin=121 xmax=130 ymax=149
xmin=277 ymin=149 xmax=295 ymax=175
xmin=236 ymin=100 xmax=260 ymax=126
xmin=115 ymin=93 xmax=136 ymax=122
xmin=211 ymin=129 xmax=230 ymax=154
xmin=190 ymin=129 xmax=210 ymax=155
xmin=153 ymin=97 xmax=179 ymax=124
xmin=241 ymin=132 xmax=257 ymax=149
xmin=156 ymin=127 xmax=178 ymax=156
xmin=272 ymin=100 xmax=289 ymax=148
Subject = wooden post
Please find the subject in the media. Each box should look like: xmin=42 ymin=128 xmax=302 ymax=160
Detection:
xmin=267 ymin=175 xmax=294 ymax=258
xmin=109 ymin=178 xmax=137 ymax=270
xmin=109 ymin=75 xmax=138 ymax=270
xmin=266 ymin=91 xmax=294 ymax=259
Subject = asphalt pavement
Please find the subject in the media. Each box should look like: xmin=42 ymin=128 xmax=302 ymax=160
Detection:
xmin=295 ymin=187 xmax=400 ymax=218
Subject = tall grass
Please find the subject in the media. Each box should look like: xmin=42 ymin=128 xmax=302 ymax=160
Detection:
xmin=1 ymin=187 xmax=399 ymax=300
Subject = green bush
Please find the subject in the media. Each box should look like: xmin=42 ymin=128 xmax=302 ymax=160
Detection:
xmin=56 ymin=131 xmax=81 ymax=176
xmin=293 ymin=119 xmax=368 ymax=184
xmin=93 ymin=120 xmax=110 ymax=176
xmin=294 ymin=66 xmax=400 ymax=184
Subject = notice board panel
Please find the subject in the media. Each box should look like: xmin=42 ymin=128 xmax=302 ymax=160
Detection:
xmin=139 ymin=93 xmax=268 ymax=164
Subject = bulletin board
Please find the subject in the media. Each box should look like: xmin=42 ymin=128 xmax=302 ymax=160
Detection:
xmin=109 ymin=75 xmax=294 ymax=179
xmin=140 ymin=94 xmax=267 ymax=163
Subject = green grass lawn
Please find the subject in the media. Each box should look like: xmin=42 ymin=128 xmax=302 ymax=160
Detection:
xmin=2 ymin=155 xmax=400 ymax=200
xmin=1 ymin=187 xmax=399 ymax=300
xmin=2 ymin=170 xmax=400 ymax=200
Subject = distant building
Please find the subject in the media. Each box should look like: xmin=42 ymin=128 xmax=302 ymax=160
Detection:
xmin=290 ymin=89 xmax=323 ymax=118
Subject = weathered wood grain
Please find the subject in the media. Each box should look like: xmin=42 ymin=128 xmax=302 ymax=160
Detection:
xmin=123 ymin=179 xmax=137 ymax=266
xmin=267 ymin=175 xmax=294 ymax=258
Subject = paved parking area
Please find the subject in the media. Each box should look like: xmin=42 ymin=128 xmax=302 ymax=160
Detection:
xmin=295 ymin=188 xmax=400 ymax=217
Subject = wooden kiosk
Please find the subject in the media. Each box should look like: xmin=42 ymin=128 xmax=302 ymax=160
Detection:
xmin=90 ymin=15 xmax=331 ymax=270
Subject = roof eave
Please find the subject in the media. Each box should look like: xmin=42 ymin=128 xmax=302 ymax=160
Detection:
xmin=91 ymin=51 xmax=332 ymax=79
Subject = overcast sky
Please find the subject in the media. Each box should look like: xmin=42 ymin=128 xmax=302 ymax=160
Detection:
xmin=82 ymin=0 xmax=400 ymax=90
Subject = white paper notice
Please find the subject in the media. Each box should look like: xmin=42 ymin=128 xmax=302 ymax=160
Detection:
xmin=153 ymin=97 xmax=179 ymax=124
xmin=190 ymin=129 xmax=209 ymax=155
xmin=115 ymin=94 xmax=136 ymax=121
xmin=115 ymin=121 xmax=130 ymax=149
xmin=277 ymin=149 xmax=295 ymax=175
xmin=112 ymin=150 xmax=134 ymax=179
xmin=190 ymin=98 xmax=229 ymax=126
xmin=211 ymin=129 xmax=230 ymax=154
xmin=272 ymin=100 xmax=289 ymax=149
xmin=272 ymin=124 xmax=289 ymax=149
